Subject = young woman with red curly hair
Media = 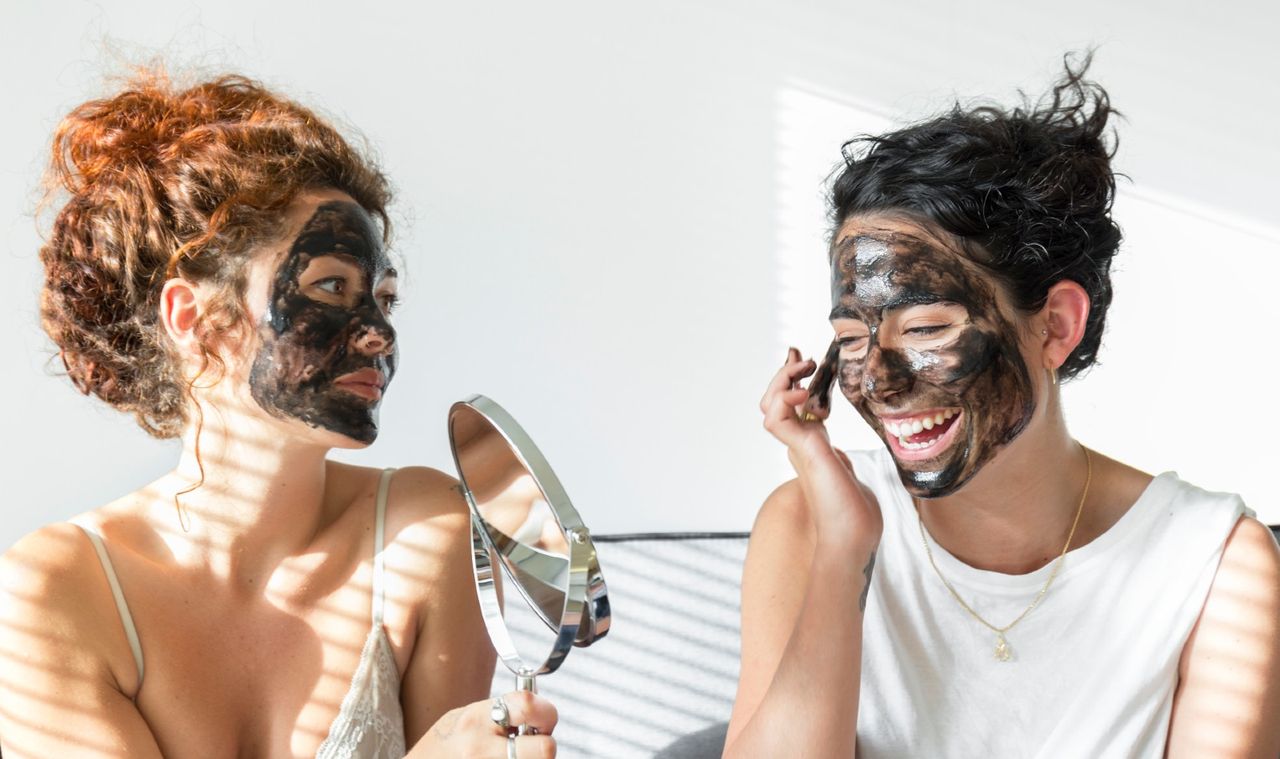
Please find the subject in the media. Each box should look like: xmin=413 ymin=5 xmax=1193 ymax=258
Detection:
xmin=0 ymin=73 xmax=557 ymax=758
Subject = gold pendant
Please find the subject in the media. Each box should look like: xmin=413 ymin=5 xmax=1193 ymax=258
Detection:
xmin=994 ymin=633 xmax=1012 ymax=662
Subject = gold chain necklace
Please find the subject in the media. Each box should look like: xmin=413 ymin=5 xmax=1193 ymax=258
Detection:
xmin=917 ymin=446 xmax=1092 ymax=662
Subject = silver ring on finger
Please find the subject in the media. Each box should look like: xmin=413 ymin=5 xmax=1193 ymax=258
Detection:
xmin=490 ymin=696 xmax=511 ymax=732
xmin=507 ymin=734 xmax=518 ymax=759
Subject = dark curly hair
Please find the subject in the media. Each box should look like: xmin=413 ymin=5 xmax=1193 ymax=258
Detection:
xmin=829 ymin=53 xmax=1121 ymax=380
xmin=39 ymin=69 xmax=392 ymax=438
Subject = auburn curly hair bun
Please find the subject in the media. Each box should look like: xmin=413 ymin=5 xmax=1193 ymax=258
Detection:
xmin=39 ymin=69 xmax=392 ymax=438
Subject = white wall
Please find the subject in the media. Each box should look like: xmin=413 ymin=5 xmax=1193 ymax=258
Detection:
xmin=1 ymin=0 xmax=1276 ymax=550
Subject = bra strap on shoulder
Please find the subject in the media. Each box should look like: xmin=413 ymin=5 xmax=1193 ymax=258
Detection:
xmin=372 ymin=468 xmax=396 ymax=625
xmin=71 ymin=522 xmax=145 ymax=689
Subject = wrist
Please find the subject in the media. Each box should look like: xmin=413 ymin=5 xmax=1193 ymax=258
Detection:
xmin=813 ymin=520 xmax=881 ymax=556
xmin=787 ymin=439 xmax=845 ymax=475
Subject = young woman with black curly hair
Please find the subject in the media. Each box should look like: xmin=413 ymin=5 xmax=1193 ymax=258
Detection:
xmin=727 ymin=58 xmax=1280 ymax=757
xmin=0 ymin=73 xmax=557 ymax=758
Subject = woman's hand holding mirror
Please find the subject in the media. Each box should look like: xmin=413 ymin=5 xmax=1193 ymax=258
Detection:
xmin=408 ymin=690 xmax=558 ymax=758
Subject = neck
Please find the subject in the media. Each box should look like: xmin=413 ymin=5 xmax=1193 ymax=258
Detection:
xmin=151 ymin=403 xmax=334 ymax=586
xmin=916 ymin=404 xmax=1089 ymax=575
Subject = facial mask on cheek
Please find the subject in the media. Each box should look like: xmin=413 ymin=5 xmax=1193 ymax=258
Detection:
xmin=249 ymin=201 xmax=397 ymax=444
xmin=831 ymin=229 xmax=1035 ymax=498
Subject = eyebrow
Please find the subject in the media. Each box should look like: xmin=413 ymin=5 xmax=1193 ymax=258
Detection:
xmin=884 ymin=291 xmax=949 ymax=311
xmin=304 ymin=254 xmax=398 ymax=279
xmin=830 ymin=295 xmax=960 ymax=322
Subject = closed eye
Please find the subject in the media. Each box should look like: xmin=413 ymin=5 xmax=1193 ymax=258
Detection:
xmin=905 ymin=324 xmax=949 ymax=336
xmin=835 ymin=333 xmax=869 ymax=359
xmin=831 ymin=317 xmax=870 ymax=358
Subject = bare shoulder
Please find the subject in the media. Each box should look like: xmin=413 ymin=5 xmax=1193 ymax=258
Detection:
xmin=1168 ymin=515 xmax=1280 ymax=756
xmin=0 ymin=521 xmax=125 ymax=617
xmin=1200 ymin=515 xmax=1280 ymax=610
xmin=375 ymin=465 xmax=472 ymax=606
xmin=0 ymin=522 xmax=134 ymax=691
xmin=323 ymin=460 xmax=466 ymax=538
xmin=0 ymin=521 xmax=164 ymax=754
xmin=1210 ymin=515 xmax=1280 ymax=610
xmin=384 ymin=466 xmax=471 ymax=561
xmin=1222 ymin=514 xmax=1280 ymax=563
xmin=386 ymin=465 xmax=468 ymax=522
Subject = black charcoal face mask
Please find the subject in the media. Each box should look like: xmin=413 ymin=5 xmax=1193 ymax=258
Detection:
xmin=249 ymin=201 xmax=398 ymax=444
xmin=830 ymin=223 xmax=1034 ymax=498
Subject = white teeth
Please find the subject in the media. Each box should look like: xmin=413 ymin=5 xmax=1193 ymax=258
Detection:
xmin=902 ymin=436 xmax=941 ymax=450
xmin=884 ymin=408 xmax=962 ymax=451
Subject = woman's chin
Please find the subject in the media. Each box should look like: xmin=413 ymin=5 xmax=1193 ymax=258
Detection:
xmin=269 ymin=413 xmax=380 ymax=450
xmin=884 ymin=414 xmax=973 ymax=498
xmin=309 ymin=422 xmax=379 ymax=449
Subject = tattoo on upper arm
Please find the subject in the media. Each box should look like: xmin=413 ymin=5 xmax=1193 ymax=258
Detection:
xmin=860 ymin=551 xmax=877 ymax=612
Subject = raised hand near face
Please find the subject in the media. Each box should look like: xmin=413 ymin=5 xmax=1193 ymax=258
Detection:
xmin=759 ymin=345 xmax=882 ymax=548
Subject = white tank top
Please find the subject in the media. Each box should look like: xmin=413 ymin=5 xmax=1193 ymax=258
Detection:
xmin=850 ymin=447 xmax=1249 ymax=759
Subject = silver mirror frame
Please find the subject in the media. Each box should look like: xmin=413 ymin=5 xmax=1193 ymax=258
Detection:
xmin=449 ymin=394 xmax=610 ymax=688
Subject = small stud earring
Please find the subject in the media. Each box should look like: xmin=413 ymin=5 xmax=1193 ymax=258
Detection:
xmin=1040 ymin=328 xmax=1048 ymax=336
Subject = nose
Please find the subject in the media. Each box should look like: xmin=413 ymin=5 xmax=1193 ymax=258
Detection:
xmin=349 ymin=320 xmax=395 ymax=357
xmin=862 ymin=343 xmax=914 ymax=403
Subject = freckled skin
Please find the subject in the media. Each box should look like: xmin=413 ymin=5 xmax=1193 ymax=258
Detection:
xmin=830 ymin=225 xmax=1034 ymax=498
xmin=249 ymin=201 xmax=397 ymax=444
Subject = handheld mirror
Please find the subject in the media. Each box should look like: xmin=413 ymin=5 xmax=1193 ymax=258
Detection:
xmin=448 ymin=394 xmax=610 ymax=699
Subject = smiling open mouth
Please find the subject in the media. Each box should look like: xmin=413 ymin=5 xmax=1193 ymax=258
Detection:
xmin=882 ymin=408 xmax=963 ymax=460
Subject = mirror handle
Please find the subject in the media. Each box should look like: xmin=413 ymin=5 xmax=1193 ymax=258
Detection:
xmin=515 ymin=673 xmax=538 ymax=735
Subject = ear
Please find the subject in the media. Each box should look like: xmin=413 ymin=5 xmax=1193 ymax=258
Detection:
xmin=160 ymin=278 xmax=203 ymax=358
xmin=1037 ymin=280 xmax=1090 ymax=371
